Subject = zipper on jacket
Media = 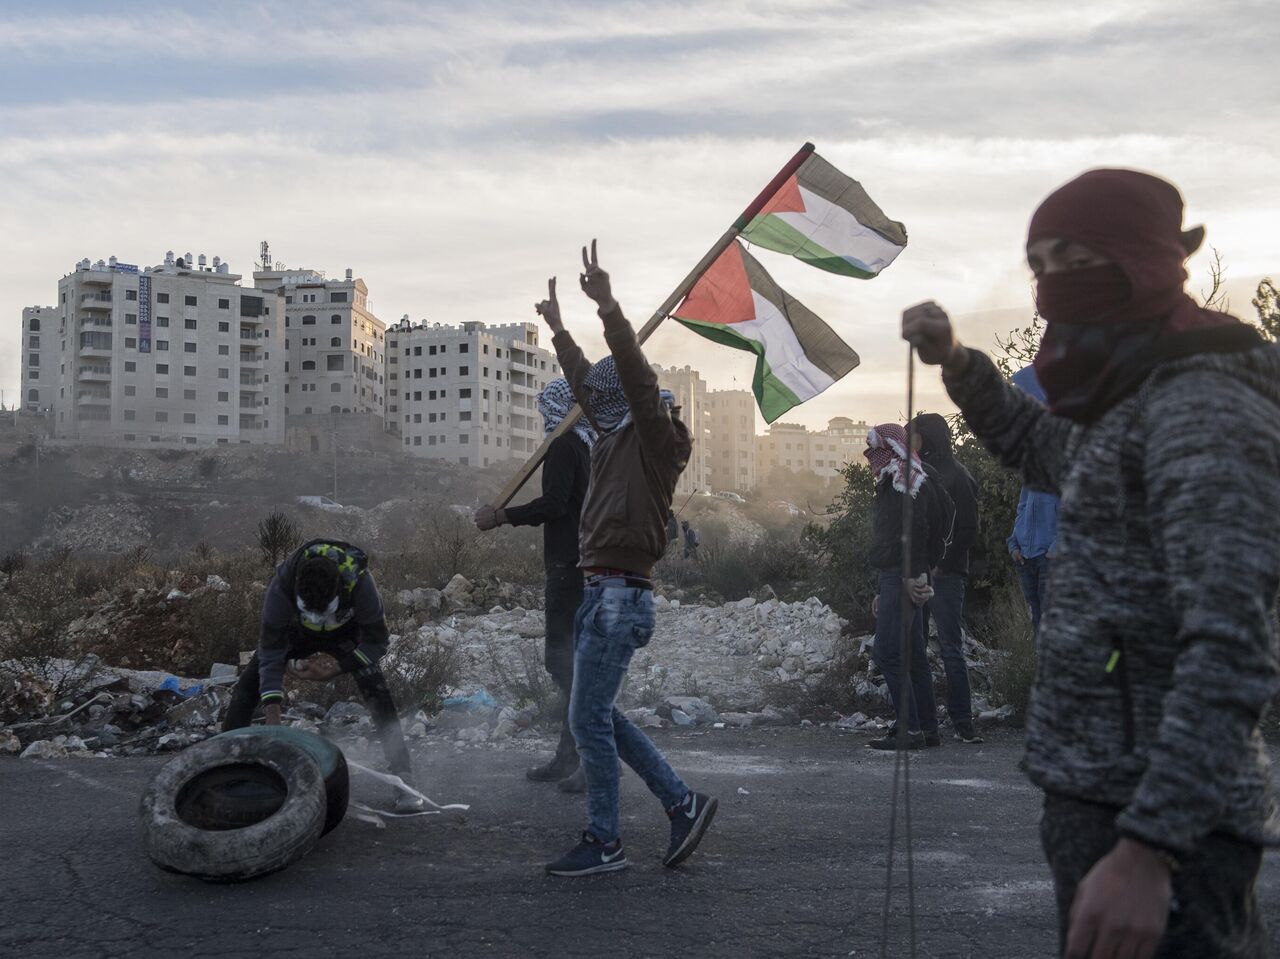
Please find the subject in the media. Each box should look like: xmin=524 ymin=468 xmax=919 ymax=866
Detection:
xmin=1106 ymin=638 xmax=1136 ymax=754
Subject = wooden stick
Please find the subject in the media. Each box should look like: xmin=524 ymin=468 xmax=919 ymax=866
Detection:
xmin=493 ymin=141 xmax=816 ymax=508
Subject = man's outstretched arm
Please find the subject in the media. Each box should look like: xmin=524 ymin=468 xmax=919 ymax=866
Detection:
xmin=535 ymin=276 xmax=593 ymax=414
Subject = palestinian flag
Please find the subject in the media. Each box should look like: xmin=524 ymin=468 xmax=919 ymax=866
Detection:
xmin=738 ymin=153 xmax=908 ymax=279
xmin=673 ymin=241 xmax=859 ymax=422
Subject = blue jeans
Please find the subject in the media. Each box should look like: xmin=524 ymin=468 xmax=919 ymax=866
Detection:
xmin=1016 ymin=554 xmax=1051 ymax=637
xmin=568 ymin=585 xmax=689 ymax=843
xmin=926 ymin=571 xmax=972 ymax=725
xmin=872 ymin=569 xmax=937 ymax=734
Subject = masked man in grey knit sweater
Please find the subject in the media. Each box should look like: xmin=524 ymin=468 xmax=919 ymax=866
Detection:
xmin=904 ymin=169 xmax=1280 ymax=959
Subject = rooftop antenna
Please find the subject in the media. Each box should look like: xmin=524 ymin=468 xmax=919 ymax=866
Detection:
xmin=258 ymin=240 xmax=271 ymax=272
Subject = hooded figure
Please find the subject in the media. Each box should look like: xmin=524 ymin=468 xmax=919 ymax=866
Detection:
xmin=1029 ymin=169 xmax=1253 ymax=422
xmin=913 ymin=168 xmax=1280 ymax=955
xmin=910 ymin=413 xmax=978 ymax=578
xmin=579 ymin=355 xmax=676 ymax=433
xmin=537 ymin=376 xmax=597 ymax=449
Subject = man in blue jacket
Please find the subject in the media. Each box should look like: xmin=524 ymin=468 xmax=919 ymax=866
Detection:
xmin=1006 ymin=366 xmax=1059 ymax=638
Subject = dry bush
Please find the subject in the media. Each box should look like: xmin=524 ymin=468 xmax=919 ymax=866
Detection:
xmin=382 ymin=639 xmax=463 ymax=716
xmin=979 ymin=581 xmax=1038 ymax=720
xmin=257 ymin=510 xmax=300 ymax=568
xmin=380 ymin=511 xmax=542 ymax=592
xmin=0 ymin=561 xmax=92 ymax=698
xmin=479 ymin=635 xmax=556 ymax=715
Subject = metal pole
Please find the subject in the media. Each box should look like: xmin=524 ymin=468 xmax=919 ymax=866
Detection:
xmin=492 ymin=142 xmax=816 ymax=508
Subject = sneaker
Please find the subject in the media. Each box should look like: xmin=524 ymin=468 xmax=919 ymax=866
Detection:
xmin=953 ymin=721 xmax=984 ymax=744
xmin=393 ymin=791 xmax=427 ymax=814
xmin=664 ymin=791 xmax=718 ymax=867
xmin=866 ymin=729 xmax=924 ymax=751
xmin=527 ymin=752 xmax=578 ymax=783
xmin=924 ymin=730 xmax=943 ymax=748
xmin=544 ymin=833 xmax=628 ymax=877
xmin=557 ymin=765 xmax=586 ymax=794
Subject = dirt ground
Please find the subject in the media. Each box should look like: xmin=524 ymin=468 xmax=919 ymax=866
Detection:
xmin=2 ymin=727 xmax=1276 ymax=959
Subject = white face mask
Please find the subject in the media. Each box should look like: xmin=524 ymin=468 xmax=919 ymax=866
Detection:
xmin=297 ymin=594 xmax=339 ymax=626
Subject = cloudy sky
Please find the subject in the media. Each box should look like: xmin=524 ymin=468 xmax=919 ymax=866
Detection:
xmin=3 ymin=0 xmax=1276 ymax=430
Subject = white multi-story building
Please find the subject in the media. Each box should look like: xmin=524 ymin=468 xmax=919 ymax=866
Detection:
xmin=755 ymin=416 xmax=871 ymax=479
xmin=49 ymin=253 xmax=285 ymax=446
xmin=706 ymin=389 xmax=757 ymax=492
xmin=386 ymin=319 xmax=560 ymax=466
xmin=653 ymin=364 xmax=711 ymax=497
xmin=253 ymin=267 xmax=386 ymax=419
xmin=20 ymin=306 xmax=58 ymax=414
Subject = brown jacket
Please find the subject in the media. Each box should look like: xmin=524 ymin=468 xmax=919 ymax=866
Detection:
xmin=553 ymin=304 xmax=692 ymax=577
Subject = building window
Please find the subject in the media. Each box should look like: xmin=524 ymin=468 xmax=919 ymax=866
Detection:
xmin=29 ymin=318 xmax=40 ymax=332
xmin=124 ymin=385 xmax=136 ymax=396
xmin=330 ymin=292 xmax=347 ymax=303
xmin=183 ymin=389 xmax=196 ymax=400
xmin=330 ymin=314 xmax=341 ymax=324
xmin=302 ymin=315 xmax=316 ymax=326
xmin=156 ymin=364 xmax=169 ymax=375
xmin=218 ymin=391 xmax=229 ymax=402
xmin=218 ymin=298 xmax=230 ymax=310
xmin=157 ymin=316 xmax=169 ymax=327
xmin=184 ymin=343 xmax=197 ymax=353
xmin=459 ymin=343 xmax=469 ymax=354
xmin=183 ymin=366 xmax=196 ymax=377
xmin=218 ymin=321 xmax=230 ymax=333
xmin=302 ymin=361 xmax=316 ymax=371
xmin=459 ymin=366 xmax=469 ymax=376
xmin=124 ymin=289 xmax=137 ymax=301
xmin=459 ymin=411 xmax=471 ymax=422
xmin=326 ymin=355 xmax=344 ymax=372
xmin=185 ymin=319 xmax=197 ymax=330
xmin=218 ymin=368 xmax=230 ymax=379
xmin=126 ymin=314 xmax=137 ymax=325
xmin=156 ymin=387 xmax=169 ymax=398
xmin=218 ymin=345 xmax=229 ymax=355
xmin=184 ymin=295 xmax=197 ymax=307
xmin=459 ymin=434 xmax=469 ymax=444
xmin=124 ymin=409 xmax=137 ymax=422
xmin=218 ymin=415 xmax=229 ymax=426
xmin=156 ymin=340 xmax=169 ymax=351
xmin=125 ymin=337 xmax=137 ymax=349
xmin=330 ymin=383 xmax=341 ymax=392
xmin=157 ymin=292 xmax=170 ymax=304
xmin=155 ymin=411 xmax=169 ymax=422
xmin=330 ymin=337 xmax=341 ymax=347
xmin=125 ymin=361 xmax=136 ymax=372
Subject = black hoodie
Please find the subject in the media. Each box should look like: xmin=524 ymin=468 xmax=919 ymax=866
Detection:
xmin=910 ymin=413 xmax=979 ymax=576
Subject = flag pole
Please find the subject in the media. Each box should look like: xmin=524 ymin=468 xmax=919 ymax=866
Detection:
xmin=493 ymin=141 xmax=816 ymax=508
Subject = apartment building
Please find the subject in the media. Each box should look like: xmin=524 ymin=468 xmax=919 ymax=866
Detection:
xmin=252 ymin=267 xmax=386 ymax=419
xmin=652 ymin=364 xmax=711 ymax=497
xmin=49 ymin=253 xmax=285 ymax=446
xmin=20 ymin=306 xmax=58 ymax=413
xmin=706 ymin=389 xmax=757 ymax=493
xmin=755 ymin=416 xmax=870 ymax=479
xmin=386 ymin=319 xmax=560 ymax=466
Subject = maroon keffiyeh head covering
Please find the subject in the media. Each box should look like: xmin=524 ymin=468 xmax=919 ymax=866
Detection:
xmin=864 ymin=424 xmax=925 ymax=498
xmin=1029 ymin=169 xmax=1242 ymax=422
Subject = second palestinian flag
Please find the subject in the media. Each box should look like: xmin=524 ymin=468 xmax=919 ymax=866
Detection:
xmin=673 ymin=241 xmax=859 ymax=422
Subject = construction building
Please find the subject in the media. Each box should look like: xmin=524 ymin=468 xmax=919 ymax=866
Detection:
xmin=385 ymin=318 xmax=560 ymax=467
xmin=652 ymin=364 xmax=711 ymax=496
xmin=706 ymin=388 xmax=758 ymax=493
xmin=20 ymin=306 xmax=59 ymax=414
xmin=755 ymin=416 xmax=871 ymax=479
xmin=252 ymin=257 xmax=387 ymax=420
xmin=47 ymin=252 xmax=285 ymax=446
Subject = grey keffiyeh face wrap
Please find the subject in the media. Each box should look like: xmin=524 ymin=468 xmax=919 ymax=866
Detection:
xmin=581 ymin=356 xmax=676 ymax=433
xmin=537 ymin=378 xmax=597 ymax=449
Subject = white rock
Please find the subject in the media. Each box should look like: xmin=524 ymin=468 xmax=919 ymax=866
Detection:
xmin=20 ymin=740 xmax=68 ymax=760
xmin=205 ymin=575 xmax=231 ymax=592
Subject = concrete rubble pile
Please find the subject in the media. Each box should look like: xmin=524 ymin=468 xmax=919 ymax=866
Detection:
xmin=2 ymin=574 xmax=1016 ymax=762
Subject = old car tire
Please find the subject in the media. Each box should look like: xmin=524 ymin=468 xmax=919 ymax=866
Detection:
xmin=140 ymin=734 xmax=326 ymax=882
xmin=217 ymin=726 xmax=349 ymax=835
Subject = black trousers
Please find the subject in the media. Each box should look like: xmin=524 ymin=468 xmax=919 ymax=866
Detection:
xmin=1040 ymin=792 xmax=1268 ymax=958
xmin=223 ymin=629 xmax=413 ymax=776
xmin=544 ymin=565 xmax=584 ymax=758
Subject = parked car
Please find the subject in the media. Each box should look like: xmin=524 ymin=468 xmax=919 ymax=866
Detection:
xmin=296 ymin=495 xmax=345 ymax=511
xmin=714 ymin=491 xmax=747 ymax=503
xmin=769 ymin=500 xmax=804 ymax=516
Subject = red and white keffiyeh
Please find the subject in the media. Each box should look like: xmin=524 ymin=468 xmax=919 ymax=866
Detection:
xmin=864 ymin=423 xmax=925 ymax=498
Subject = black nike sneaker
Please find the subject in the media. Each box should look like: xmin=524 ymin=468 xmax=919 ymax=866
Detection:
xmin=664 ymin=791 xmax=718 ymax=867
xmin=544 ymin=833 xmax=628 ymax=877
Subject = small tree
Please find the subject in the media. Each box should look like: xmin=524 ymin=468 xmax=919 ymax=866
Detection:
xmin=257 ymin=510 xmax=300 ymax=569
xmin=1253 ymin=278 xmax=1279 ymax=342
xmin=992 ymin=313 xmax=1045 ymax=379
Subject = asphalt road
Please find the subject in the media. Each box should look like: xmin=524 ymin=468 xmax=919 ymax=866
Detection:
xmin=2 ymin=728 xmax=1276 ymax=959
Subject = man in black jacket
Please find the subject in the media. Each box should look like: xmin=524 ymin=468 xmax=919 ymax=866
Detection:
xmin=475 ymin=374 xmax=592 ymax=790
xmin=911 ymin=412 xmax=983 ymax=744
xmin=223 ymin=539 xmax=425 ymax=812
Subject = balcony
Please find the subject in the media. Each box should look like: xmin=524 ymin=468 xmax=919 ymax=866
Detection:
xmin=81 ymin=273 xmax=112 ymax=287
xmin=79 ymin=345 xmax=113 ymax=359
xmin=78 ymin=367 xmax=112 ymax=382
xmin=239 ymin=352 xmax=264 ymax=367
xmin=238 ymin=400 xmax=264 ymax=410
xmin=239 ymin=376 xmax=264 ymax=390
xmin=81 ymin=317 xmax=113 ymax=328
xmin=77 ymin=392 xmax=111 ymax=406
xmin=80 ymin=293 xmax=113 ymax=310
